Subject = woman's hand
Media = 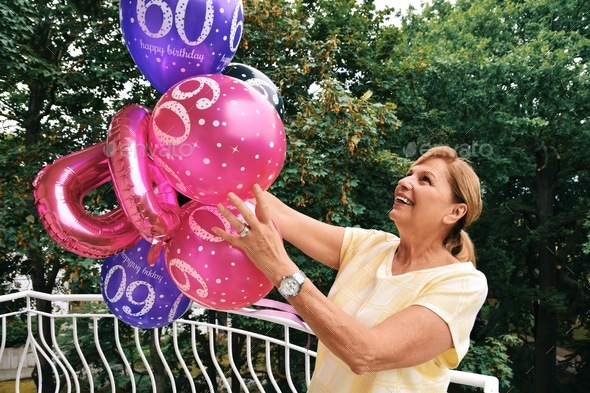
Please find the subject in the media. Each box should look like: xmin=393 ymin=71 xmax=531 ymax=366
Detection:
xmin=211 ymin=184 xmax=298 ymax=286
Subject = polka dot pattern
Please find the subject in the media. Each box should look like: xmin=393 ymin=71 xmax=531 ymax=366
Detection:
xmin=165 ymin=200 xmax=273 ymax=310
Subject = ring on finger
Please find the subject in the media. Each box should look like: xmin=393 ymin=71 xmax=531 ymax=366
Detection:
xmin=238 ymin=225 xmax=251 ymax=237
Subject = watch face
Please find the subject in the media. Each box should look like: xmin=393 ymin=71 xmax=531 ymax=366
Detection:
xmin=280 ymin=277 xmax=299 ymax=296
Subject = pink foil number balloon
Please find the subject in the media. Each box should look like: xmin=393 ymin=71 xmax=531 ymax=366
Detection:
xmin=165 ymin=200 xmax=273 ymax=310
xmin=148 ymin=74 xmax=286 ymax=205
xmin=106 ymin=104 xmax=181 ymax=244
xmin=33 ymin=142 xmax=140 ymax=258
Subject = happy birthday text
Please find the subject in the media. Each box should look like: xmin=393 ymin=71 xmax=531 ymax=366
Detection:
xmin=122 ymin=253 xmax=163 ymax=284
xmin=140 ymin=39 xmax=205 ymax=62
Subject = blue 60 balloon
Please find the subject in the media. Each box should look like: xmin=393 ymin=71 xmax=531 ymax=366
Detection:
xmin=101 ymin=239 xmax=192 ymax=329
xmin=120 ymin=0 xmax=244 ymax=93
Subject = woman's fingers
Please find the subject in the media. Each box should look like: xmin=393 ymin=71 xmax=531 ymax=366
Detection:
xmin=216 ymin=203 xmax=247 ymax=234
xmin=225 ymin=184 xmax=273 ymax=228
xmin=227 ymin=192 xmax=259 ymax=225
xmin=252 ymin=184 xmax=272 ymax=224
xmin=210 ymin=224 xmax=236 ymax=243
xmin=213 ymin=185 xmax=261 ymax=236
xmin=212 ymin=185 xmax=276 ymax=245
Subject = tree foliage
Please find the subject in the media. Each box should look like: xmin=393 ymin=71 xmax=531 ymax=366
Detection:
xmin=368 ymin=1 xmax=590 ymax=391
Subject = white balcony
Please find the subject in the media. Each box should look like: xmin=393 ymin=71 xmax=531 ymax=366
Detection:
xmin=0 ymin=291 xmax=499 ymax=392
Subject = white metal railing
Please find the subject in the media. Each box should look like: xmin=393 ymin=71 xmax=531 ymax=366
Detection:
xmin=0 ymin=290 xmax=499 ymax=392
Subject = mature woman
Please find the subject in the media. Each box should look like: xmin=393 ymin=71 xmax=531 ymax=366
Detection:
xmin=212 ymin=146 xmax=488 ymax=392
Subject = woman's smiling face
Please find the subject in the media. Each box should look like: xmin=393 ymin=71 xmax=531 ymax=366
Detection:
xmin=389 ymin=157 xmax=458 ymax=231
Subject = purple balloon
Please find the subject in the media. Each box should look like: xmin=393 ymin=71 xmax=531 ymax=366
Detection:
xmin=120 ymin=0 xmax=244 ymax=93
xmin=101 ymin=239 xmax=192 ymax=328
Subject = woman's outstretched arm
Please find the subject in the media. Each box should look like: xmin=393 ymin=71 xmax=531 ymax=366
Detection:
xmin=211 ymin=185 xmax=453 ymax=373
xmin=258 ymin=190 xmax=345 ymax=270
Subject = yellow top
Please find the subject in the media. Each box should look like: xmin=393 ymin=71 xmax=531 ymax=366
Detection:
xmin=308 ymin=228 xmax=488 ymax=393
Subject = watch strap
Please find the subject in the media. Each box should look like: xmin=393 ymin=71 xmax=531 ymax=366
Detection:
xmin=292 ymin=270 xmax=306 ymax=284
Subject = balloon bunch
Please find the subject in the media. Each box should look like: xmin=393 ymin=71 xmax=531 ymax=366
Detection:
xmin=33 ymin=0 xmax=286 ymax=328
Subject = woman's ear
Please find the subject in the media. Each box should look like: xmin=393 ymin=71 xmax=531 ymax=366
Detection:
xmin=443 ymin=203 xmax=467 ymax=226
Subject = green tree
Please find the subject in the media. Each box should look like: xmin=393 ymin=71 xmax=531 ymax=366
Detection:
xmin=237 ymin=0 xmax=406 ymax=250
xmin=369 ymin=0 xmax=590 ymax=391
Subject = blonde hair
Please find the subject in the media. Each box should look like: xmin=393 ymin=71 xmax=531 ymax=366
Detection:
xmin=413 ymin=146 xmax=482 ymax=264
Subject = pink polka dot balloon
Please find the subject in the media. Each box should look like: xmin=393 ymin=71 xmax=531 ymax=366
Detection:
xmin=164 ymin=200 xmax=273 ymax=310
xmin=148 ymin=74 xmax=286 ymax=205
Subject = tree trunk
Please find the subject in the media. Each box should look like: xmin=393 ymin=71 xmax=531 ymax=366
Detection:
xmin=534 ymin=245 xmax=558 ymax=393
xmin=34 ymin=299 xmax=57 ymax=393
xmin=533 ymin=151 xmax=557 ymax=393
xmin=23 ymin=14 xmax=63 ymax=392
xmin=29 ymin=250 xmax=63 ymax=392
xmin=208 ymin=310 xmax=219 ymax=391
xmin=231 ymin=325 xmax=246 ymax=391
xmin=30 ymin=258 xmax=62 ymax=392
xmin=150 ymin=329 xmax=167 ymax=392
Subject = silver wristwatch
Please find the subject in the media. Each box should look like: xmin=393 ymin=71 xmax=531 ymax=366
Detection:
xmin=278 ymin=270 xmax=306 ymax=298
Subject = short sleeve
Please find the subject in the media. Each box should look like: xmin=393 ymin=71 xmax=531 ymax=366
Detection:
xmin=340 ymin=227 xmax=368 ymax=270
xmin=413 ymin=265 xmax=488 ymax=368
xmin=339 ymin=228 xmax=398 ymax=271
